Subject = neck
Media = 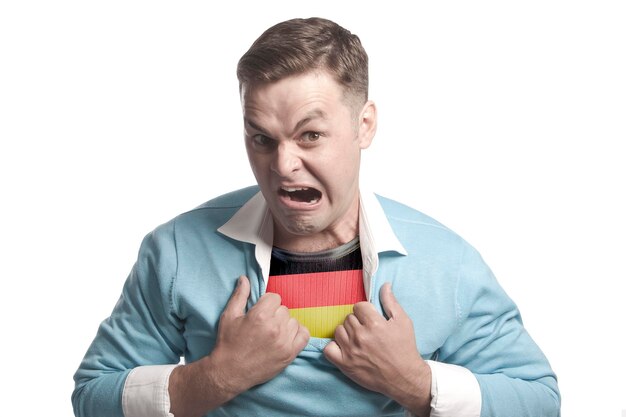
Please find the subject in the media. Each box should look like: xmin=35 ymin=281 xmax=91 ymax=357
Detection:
xmin=274 ymin=231 xmax=358 ymax=253
xmin=273 ymin=198 xmax=360 ymax=253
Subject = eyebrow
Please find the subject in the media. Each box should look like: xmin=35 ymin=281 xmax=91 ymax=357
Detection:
xmin=244 ymin=119 xmax=270 ymax=136
xmin=244 ymin=109 xmax=328 ymax=138
xmin=290 ymin=109 xmax=327 ymax=136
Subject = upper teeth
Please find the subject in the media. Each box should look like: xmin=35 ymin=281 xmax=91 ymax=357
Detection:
xmin=282 ymin=187 xmax=308 ymax=192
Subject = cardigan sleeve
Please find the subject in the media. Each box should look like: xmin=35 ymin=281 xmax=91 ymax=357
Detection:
xmin=72 ymin=221 xmax=185 ymax=417
xmin=437 ymin=244 xmax=560 ymax=417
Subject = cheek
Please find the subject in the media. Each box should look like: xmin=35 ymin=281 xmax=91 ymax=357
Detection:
xmin=246 ymin=153 xmax=268 ymax=178
xmin=317 ymin=152 xmax=361 ymax=194
xmin=333 ymin=147 xmax=361 ymax=175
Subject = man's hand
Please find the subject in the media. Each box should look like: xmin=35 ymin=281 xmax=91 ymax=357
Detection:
xmin=323 ymin=283 xmax=432 ymax=417
xmin=169 ymin=276 xmax=309 ymax=417
xmin=212 ymin=275 xmax=310 ymax=392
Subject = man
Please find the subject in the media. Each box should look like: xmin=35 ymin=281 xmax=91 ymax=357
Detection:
xmin=73 ymin=17 xmax=560 ymax=417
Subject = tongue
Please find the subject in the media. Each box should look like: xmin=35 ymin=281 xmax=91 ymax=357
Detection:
xmin=288 ymin=188 xmax=321 ymax=203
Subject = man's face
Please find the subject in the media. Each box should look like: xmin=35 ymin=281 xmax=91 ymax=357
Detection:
xmin=242 ymin=71 xmax=376 ymax=251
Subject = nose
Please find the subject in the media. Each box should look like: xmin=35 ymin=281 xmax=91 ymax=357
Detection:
xmin=270 ymin=142 xmax=301 ymax=177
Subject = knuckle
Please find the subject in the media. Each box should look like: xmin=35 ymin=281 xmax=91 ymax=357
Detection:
xmin=219 ymin=311 xmax=233 ymax=322
xmin=353 ymin=301 xmax=369 ymax=311
xmin=277 ymin=305 xmax=289 ymax=317
xmin=351 ymin=304 xmax=363 ymax=315
xmin=249 ymin=308 xmax=264 ymax=321
xmin=265 ymin=292 xmax=282 ymax=304
xmin=300 ymin=325 xmax=310 ymax=338
xmin=254 ymin=310 xmax=273 ymax=324
xmin=353 ymin=331 xmax=369 ymax=347
xmin=287 ymin=317 xmax=299 ymax=330
xmin=279 ymin=353 xmax=294 ymax=366
xmin=265 ymin=322 xmax=282 ymax=339
xmin=270 ymin=341 xmax=295 ymax=363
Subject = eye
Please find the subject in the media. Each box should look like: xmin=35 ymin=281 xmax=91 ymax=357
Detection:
xmin=250 ymin=134 xmax=277 ymax=151
xmin=301 ymin=131 xmax=322 ymax=143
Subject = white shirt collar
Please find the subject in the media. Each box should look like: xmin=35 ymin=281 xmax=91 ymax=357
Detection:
xmin=217 ymin=187 xmax=407 ymax=300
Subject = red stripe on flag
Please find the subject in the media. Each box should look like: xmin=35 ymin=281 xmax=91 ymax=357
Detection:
xmin=266 ymin=269 xmax=365 ymax=309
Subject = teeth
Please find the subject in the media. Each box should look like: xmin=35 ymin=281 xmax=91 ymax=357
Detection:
xmin=280 ymin=186 xmax=320 ymax=204
xmin=282 ymin=187 xmax=309 ymax=192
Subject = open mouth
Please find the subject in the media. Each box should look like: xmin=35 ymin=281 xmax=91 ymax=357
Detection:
xmin=279 ymin=186 xmax=322 ymax=204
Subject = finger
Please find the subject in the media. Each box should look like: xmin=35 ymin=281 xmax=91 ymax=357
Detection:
xmin=343 ymin=313 xmax=361 ymax=336
xmin=380 ymin=282 xmax=401 ymax=320
xmin=275 ymin=304 xmax=290 ymax=321
xmin=333 ymin=324 xmax=350 ymax=347
xmin=223 ymin=275 xmax=251 ymax=318
xmin=323 ymin=340 xmax=343 ymax=365
xmin=286 ymin=316 xmax=299 ymax=335
xmin=352 ymin=301 xmax=379 ymax=325
xmin=255 ymin=291 xmax=282 ymax=311
xmin=293 ymin=324 xmax=310 ymax=352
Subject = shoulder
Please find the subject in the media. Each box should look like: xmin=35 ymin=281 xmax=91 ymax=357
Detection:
xmin=372 ymin=194 xmax=490 ymax=275
xmin=191 ymin=185 xmax=260 ymax=211
xmin=375 ymin=194 xmax=451 ymax=230
xmin=375 ymin=194 xmax=464 ymax=246
xmin=150 ymin=186 xmax=260 ymax=240
xmin=376 ymin=194 xmax=499 ymax=292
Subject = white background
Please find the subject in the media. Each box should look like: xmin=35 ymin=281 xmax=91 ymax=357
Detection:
xmin=1 ymin=1 xmax=624 ymax=416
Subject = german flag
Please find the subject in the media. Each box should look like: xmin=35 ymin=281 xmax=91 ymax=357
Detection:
xmin=266 ymin=269 xmax=366 ymax=338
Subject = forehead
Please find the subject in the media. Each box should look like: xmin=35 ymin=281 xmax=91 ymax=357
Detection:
xmin=241 ymin=71 xmax=349 ymax=118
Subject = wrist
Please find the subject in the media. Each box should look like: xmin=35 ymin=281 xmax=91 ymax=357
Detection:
xmin=168 ymin=354 xmax=242 ymax=417
xmin=393 ymin=360 xmax=432 ymax=417
xmin=203 ymin=348 xmax=248 ymax=400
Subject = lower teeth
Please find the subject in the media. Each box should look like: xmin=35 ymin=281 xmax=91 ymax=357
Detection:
xmin=288 ymin=196 xmax=319 ymax=203
xmin=285 ymin=189 xmax=321 ymax=203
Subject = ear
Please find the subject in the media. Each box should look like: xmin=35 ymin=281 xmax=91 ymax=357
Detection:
xmin=356 ymin=100 xmax=377 ymax=150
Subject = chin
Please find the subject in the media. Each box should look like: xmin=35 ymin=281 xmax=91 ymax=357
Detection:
xmin=284 ymin=220 xmax=318 ymax=236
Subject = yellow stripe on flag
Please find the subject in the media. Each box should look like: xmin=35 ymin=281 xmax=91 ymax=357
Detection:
xmin=289 ymin=304 xmax=354 ymax=338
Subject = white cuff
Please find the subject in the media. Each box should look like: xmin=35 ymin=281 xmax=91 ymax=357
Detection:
xmin=425 ymin=360 xmax=481 ymax=417
xmin=122 ymin=364 xmax=178 ymax=417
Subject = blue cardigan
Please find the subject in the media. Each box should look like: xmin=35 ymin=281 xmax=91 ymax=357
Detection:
xmin=72 ymin=186 xmax=559 ymax=416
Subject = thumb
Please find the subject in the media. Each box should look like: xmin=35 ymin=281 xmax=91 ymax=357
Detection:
xmin=224 ymin=275 xmax=251 ymax=318
xmin=323 ymin=340 xmax=343 ymax=366
xmin=380 ymin=282 xmax=401 ymax=320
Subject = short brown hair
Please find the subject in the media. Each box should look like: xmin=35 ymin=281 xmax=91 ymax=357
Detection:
xmin=237 ymin=17 xmax=368 ymax=106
